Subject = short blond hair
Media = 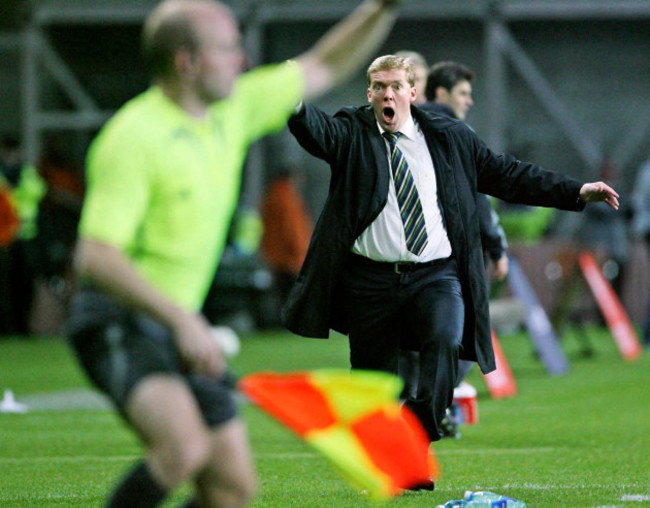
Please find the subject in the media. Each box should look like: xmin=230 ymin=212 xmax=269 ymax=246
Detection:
xmin=366 ymin=55 xmax=415 ymax=86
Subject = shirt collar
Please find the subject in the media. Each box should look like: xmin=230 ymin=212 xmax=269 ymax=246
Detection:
xmin=376 ymin=114 xmax=417 ymax=141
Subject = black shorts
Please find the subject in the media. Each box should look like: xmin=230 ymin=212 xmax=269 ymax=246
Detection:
xmin=67 ymin=288 xmax=237 ymax=427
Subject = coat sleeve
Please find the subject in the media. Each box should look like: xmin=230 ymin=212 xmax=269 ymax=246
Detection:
xmin=476 ymin=193 xmax=507 ymax=261
xmin=288 ymin=103 xmax=351 ymax=172
xmin=469 ymin=129 xmax=585 ymax=211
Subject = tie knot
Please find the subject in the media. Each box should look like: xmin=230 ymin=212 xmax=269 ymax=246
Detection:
xmin=382 ymin=131 xmax=401 ymax=146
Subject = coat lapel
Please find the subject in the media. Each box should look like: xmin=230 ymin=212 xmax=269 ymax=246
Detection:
xmin=416 ymin=112 xmax=462 ymax=249
xmin=356 ymin=107 xmax=391 ymax=234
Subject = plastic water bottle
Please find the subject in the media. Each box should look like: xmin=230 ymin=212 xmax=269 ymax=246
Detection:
xmin=436 ymin=491 xmax=526 ymax=508
xmin=464 ymin=491 xmax=527 ymax=507
xmin=435 ymin=500 xmax=466 ymax=508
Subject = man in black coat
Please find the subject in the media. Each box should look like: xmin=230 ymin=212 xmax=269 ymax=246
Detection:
xmin=283 ymin=55 xmax=618 ymax=446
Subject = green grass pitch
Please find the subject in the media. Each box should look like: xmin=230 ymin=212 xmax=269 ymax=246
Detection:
xmin=0 ymin=326 xmax=648 ymax=507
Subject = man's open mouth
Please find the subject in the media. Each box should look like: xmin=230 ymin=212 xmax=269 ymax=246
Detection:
xmin=382 ymin=107 xmax=395 ymax=123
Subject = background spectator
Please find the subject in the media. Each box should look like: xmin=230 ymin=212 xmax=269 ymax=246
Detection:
xmin=631 ymin=157 xmax=650 ymax=345
xmin=261 ymin=167 xmax=313 ymax=325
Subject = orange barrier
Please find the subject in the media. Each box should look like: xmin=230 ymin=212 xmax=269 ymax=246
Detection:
xmin=578 ymin=251 xmax=642 ymax=361
xmin=482 ymin=330 xmax=518 ymax=399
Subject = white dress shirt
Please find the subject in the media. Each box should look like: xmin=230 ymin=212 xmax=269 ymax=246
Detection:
xmin=352 ymin=115 xmax=452 ymax=262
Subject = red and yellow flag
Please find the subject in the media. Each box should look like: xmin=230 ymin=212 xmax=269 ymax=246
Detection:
xmin=239 ymin=369 xmax=440 ymax=499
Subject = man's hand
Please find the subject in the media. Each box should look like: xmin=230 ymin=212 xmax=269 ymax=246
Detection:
xmin=580 ymin=181 xmax=619 ymax=210
xmin=171 ymin=310 xmax=227 ymax=378
xmin=492 ymin=254 xmax=509 ymax=281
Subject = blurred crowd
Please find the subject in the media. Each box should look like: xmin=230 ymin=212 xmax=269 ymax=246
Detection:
xmin=0 ymin=135 xmax=84 ymax=335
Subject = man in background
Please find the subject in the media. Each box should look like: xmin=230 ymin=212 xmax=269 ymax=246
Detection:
xmin=261 ymin=167 xmax=313 ymax=324
xmin=423 ymin=61 xmax=508 ymax=279
xmin=632 ymin=157 xmax=650 ymax=346
xmin=423 ymin=61 xmax=474 ymax=120
xmin=395 ymin=50 xmax=428 ymax=105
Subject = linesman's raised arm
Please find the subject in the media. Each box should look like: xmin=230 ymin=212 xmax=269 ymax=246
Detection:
xmin=296 ymin=0 xmax=404 ymax=101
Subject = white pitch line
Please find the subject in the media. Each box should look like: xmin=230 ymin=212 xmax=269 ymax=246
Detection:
xmin=621 ymin=495 xmax=650 ymax=502
xmin=256 ymin=452 xmax=318 ymax=458
xmin=0 ymin=453 xmax=320 ymax=463
xmin=487 ymin=483 xmax=647 ymax=491
xmin=436 ymin=447 xmax=556 ymax=455
xmin=0 ymin=448 xmax=565 ymax=464
xmin=0 ymin=494 xmax=82 ymax=502
xmin=0 ymin=455 xmax=138 ymax=464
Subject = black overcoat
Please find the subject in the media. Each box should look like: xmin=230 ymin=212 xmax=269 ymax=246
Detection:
xmin=283 ymin=103 xmax=584 ymax=373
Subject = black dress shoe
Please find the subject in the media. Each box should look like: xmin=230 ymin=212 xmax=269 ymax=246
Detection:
xmin=406 ymin=478 xmax=435 ymax=491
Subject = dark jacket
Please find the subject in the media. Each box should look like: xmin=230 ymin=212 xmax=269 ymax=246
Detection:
xmin=283 ymin=103 xmax=584 ymax=373
xmin=419 ymin=102 xmax=507 ymax=262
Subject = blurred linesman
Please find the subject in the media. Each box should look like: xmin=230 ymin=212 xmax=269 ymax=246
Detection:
xmin=66 ymin=0 xmax=405 ymax=507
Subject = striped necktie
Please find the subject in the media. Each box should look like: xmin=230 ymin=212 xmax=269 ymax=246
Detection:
xmin=383 ymin=131 xmax=428 ymax=256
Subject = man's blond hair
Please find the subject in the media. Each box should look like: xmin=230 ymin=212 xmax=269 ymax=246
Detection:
xmin=366 ymin=55 xmax=415 ymax=86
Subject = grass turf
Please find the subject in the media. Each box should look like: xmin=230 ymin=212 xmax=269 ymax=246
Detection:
xmin=0 ymin=326 xmax=648 ymax=507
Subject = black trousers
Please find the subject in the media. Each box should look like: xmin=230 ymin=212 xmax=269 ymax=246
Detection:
xmin=398 ymin=353 xmax=473 ymax=400
xmin=343 ymin=255 xmax=464 ymax=441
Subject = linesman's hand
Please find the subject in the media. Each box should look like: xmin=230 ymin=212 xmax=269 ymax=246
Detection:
xmin=172 ymin=311 xmax=227 ymax=378
xmin=580 ymin=181 xmax=619 ymax=210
